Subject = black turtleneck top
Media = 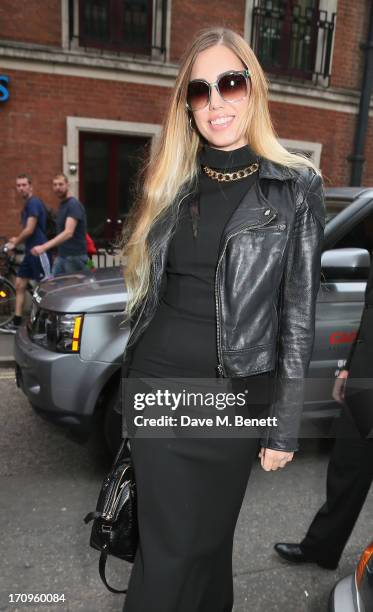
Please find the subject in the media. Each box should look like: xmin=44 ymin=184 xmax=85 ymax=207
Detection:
xmin=128 ymin=144 xmax=259 ymax=378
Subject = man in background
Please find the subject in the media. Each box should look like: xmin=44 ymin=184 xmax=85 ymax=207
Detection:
xmin=32 ymin=174 xmax=88 ymax=274
xmin=2 ymin=174 xmax=50 ymax=334
xmin=274 ymin=257 xmax=373 ymax=570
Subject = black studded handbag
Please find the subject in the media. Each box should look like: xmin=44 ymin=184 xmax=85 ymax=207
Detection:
xmin=84 ymin=437 xmax=138 ymax=594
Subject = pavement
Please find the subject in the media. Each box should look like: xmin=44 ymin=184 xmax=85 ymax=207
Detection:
xmin=1 ymin=374 xmax=373 ymax=612
xmin=1 ymin=337 xmax=373 ymax=610
xmin=0 ymin=332 xmax=15 ymax=368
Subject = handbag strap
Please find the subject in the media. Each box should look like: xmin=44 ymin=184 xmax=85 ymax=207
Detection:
xmin=83 ymin=511 xmax=101 ymax=524
xmin=99 ymin=547 xmax=128 ymax=594
xmin=113 ymin=437 xmax=129 ymax=466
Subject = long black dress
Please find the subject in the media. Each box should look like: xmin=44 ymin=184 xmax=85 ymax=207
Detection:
xmin=123 ymin=145 xmax=271 ymax=612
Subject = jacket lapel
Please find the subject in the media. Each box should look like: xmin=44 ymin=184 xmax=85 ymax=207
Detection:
xmin=217 ymin=157 xmax=298 ymax=249
xmin=259 ymin=157 xmax=296 ymax=181
xmin=148 ymin=157 xmax=297 ymax=275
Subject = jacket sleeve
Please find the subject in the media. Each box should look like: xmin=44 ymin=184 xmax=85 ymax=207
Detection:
xmin=260 ymin=170 xmax=326 ymax=452
xmin=341 ymin=256 xmax=373 ymax=371
xmin=342 ymin=325 xmax=360 ymax=371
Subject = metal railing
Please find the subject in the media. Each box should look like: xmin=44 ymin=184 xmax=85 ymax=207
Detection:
xmin=251 ymin=1 xmax=336 ymax=86
xmin=91 ymin=247 xmax=122 ymax=269
xmin=68 ymin=0 xmax=168 ymax=61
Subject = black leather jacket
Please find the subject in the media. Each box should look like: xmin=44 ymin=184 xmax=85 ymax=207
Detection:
xmin=123 ymin=157 xmax=326 ymax=452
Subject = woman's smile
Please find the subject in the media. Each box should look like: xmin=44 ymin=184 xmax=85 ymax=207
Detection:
xmin=208 ymin=115 xmax=235 ymax=130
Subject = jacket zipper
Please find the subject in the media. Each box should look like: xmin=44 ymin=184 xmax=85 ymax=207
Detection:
xmin=243 ymin=223 xmax=286 ymax=232
xmin=215 ymin=212 xmax=278 ymax=378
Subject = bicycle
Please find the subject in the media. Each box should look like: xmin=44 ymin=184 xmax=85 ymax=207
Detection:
xmin=0 ymin=236 xmax=36 ymax=329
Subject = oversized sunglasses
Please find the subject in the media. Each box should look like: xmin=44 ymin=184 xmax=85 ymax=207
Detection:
xmin=186 ymin=69 xmax=251 ymax=112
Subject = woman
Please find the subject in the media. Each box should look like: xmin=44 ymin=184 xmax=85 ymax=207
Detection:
xmin=120 ymin=27 xmax=325 ymax=612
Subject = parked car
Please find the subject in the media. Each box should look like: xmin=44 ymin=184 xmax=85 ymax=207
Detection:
xmin=14 ymin=187 xmax=373 ymax=452
xmin=329 ymin=539 xmax=373 ymax=611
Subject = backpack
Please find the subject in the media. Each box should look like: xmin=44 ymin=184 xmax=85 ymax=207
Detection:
xmin=86 ymin=232 xmax=97 ymax=256
xmin=42 ymin=204 xmax=57 ymax=240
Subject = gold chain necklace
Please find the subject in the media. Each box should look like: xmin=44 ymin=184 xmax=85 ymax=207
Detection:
xmin=202 ymin=162 xmax=259 ymax=182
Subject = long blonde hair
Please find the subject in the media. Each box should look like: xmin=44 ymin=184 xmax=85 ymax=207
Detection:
xmin=121 ymin=27 xmax=319 ymax=320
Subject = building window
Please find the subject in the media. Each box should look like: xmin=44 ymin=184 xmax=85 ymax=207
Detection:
xmin=79 ymin=132 xmax=150 ymax=244
xmin=279 ymin=138 xmax=322 ymax=167
xmin=251 ymin=0 xmax=335 ymax=86
xmin=79 ymin=0 xmax=151 ymax=53
xmin=73 ymin=0 xmax=167 ymax=56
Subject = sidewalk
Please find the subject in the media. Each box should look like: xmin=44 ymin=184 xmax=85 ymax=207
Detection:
xmin=0 ymin=332 xmax=15 ymax=368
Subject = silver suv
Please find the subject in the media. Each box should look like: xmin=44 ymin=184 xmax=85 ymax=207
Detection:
xmin=14 ymin=187 xmax=373 ymax=452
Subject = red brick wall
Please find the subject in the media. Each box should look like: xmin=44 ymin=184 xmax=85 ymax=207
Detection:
xmin=0 ymin=0 xmax=369 ymax=97
xmin=2 ymin=69 xmax=372 ymax=237
xmin=0 ymin=0 xmax=61 ymax=47
xmin=170 ymin=0 xmax=246 ymax=63
xmin=330 ymin=0 xmax=369 ymax=90
xmin=169 ymin=0 xmax=369 ymax=94
xmin=0 ymin=70 xmax=171 ymax=237
xmin=270 ymin=100 xmax=357 ymax=187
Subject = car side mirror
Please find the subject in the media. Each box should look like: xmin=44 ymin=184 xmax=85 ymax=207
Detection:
xmin=321 ymin=248 xmax=371 ymax=280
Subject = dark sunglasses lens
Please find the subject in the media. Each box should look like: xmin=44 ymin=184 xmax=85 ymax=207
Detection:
xmin=218 ymin=73 xmax=247 ymax=102
xmin=187 ymin=81 xmax=210 ymax=111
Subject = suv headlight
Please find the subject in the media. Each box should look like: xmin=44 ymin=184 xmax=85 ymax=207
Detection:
xmin=28 ymin=305 xmax=83 ymax=353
